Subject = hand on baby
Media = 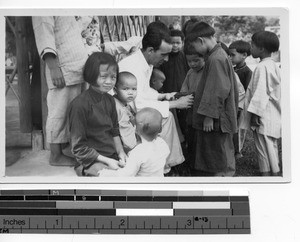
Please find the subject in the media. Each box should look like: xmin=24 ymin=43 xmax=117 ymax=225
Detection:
xmin=118 ymin=152 xmax=127 ymax=168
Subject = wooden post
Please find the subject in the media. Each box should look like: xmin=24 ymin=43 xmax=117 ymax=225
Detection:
xmin=32 ymin=129 xmax=44 ymax=151
xmin=15 ymin=17 xmax=32 ymax=133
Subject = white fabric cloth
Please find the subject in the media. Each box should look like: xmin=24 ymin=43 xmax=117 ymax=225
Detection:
xmin=99 ymin=137 xmax=170 ymax=177
xmin=104 ymin=36 xmax=143 ymax=62
xmin=235 ymin=73 xmax=245 ymax=110
xmin=32 ymin=16 xmax=88 ymax=89
xmin=118 ymin=49 xmax=170 ymax=118
xmin=240 ymin=57 xmax=281 ymax=139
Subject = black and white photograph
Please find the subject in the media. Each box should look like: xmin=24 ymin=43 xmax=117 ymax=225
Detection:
xmin=2 ymin=9 xmax=290 ymax=183
xmin=0 ymin=1 xmax=299 ymax=241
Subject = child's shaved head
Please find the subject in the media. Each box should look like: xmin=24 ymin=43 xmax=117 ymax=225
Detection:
xmin=117 ymin=71 xmax=137 ymax=87
xmin=135 ymin=107 xmax=163 ymax=141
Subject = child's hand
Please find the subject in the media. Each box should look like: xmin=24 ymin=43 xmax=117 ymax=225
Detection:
xmin=118 ymin=159 xmax=126 ymax=168
xmin=165 ymin=92 xmax=177 ymax=101
xmin=250 ymin=114 xmax=261 ymax=127
xmin=119 ymin=151 xmax=127 ymax=167
xmin=106 ymin=158 xmax=122 ymax=170
xmin=84 ymin=162 xmax=107 ymax=176
xmin=118 ymin=151 xmax=127 ymax=168
xmin=203 ymin=116 xmax=214 ymax=132
xmin=176 ymin=94 xmax=194 ymax=109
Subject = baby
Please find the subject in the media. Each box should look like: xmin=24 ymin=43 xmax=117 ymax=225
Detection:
xmin=150 ymin=68 xmax=176 ymax=101
xmin=114 ymin=72 xmax=138 ymax=153
xmin=98 ymin=107 xmax=170 ymax=177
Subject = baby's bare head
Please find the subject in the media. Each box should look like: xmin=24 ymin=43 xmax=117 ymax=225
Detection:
xmin=135 ymin=107 xmax=162 ymax=141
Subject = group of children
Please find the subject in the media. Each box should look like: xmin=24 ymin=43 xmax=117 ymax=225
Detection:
xmin=68 ymin=20 xmax=281 ymax=177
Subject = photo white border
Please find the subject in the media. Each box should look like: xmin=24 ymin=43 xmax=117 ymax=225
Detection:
xmin=0 ymin=7 xmax=291 ymax=184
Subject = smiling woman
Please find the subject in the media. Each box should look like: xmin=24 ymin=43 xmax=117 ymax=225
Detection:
xmin=68 ymin=52 xmax=127 ymax=176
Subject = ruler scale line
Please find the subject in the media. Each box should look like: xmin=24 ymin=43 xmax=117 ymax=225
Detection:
xmin=0 ymin=189 xmax=250 ymax=234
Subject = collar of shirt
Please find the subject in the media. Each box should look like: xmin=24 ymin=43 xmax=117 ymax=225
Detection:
xmin=260 ymin=56 xmax=274 ymax=63
xmin=88 ymin=85 xmax=106 ymax=102
xmin=140 ymin=136 xmax=156 ymax=144
xmin=136 ymin=49 xmax=153 ymax=78
xmin=234 ymin=62 xmax=247 ymax=72
xmin=206 ymin=43 xmax=221 ymax=59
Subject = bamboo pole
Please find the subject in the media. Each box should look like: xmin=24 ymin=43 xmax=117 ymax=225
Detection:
xmin=15 ymin=17 xmax=32 ymax=133
xmin=121 ymin=16 xmax=128 ymax=40
xmin=113 ymin=16 xmax=120 ymax=41
xmin=126 ymin=16 xmax=132 ymax=37
xmin=105 ymin=16 xmax=112 ymax=41
xmin=132 ymin=16 xmax=138 ymax=36
xmin=137 ymin=16 xmax=142 ymax=36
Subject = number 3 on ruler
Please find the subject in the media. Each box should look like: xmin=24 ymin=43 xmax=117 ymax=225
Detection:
xmin=187 ymin=219 xmax=192 ymax=227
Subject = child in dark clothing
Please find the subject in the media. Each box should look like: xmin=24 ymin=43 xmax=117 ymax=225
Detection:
xmin=69 ymin=52 xmax=127 ymax=176
xmin=229 ymin=40 xmax=253 ymax=91
xmin=228 ymin=41 xmax=251 ymax=154
xmin=160 ymin=29 xmax=189 ymax=94
xmin=159 ymin=30 xmax=189 ymax=175
xmin=185 ymin=22 xmax=239 ymax=177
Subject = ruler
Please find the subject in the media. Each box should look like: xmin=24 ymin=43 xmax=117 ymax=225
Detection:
xmin=0 ymin=189 xmax=250 ymax=234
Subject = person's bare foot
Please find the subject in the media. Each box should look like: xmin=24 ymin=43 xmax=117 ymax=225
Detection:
xmin=49 ymin=153 xmax=76 ymax=167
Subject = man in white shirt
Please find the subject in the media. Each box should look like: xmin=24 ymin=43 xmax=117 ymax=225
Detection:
xmin=118 ymin=27 xmax=194 ymax=173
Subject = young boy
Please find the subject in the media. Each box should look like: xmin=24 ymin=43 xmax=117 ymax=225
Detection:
xmin=98 ymin=107 xmax=170 ymax=177
xmin=220 ymin=42 xmax=246 ymax=159
xmin=160 ymin=29 xmax=189 ymax=93
xmin=229 ymin=40 xmax=253 ymax=91
xmin=185 ymin=22 xmax=239 ymax=177
xmin=180 ymin=42 xmax=205 ymax=174
xmin=114 ymin=72 xmax=138 ymax=153
xmin=240 ymin=31 xmax=281 ymax=176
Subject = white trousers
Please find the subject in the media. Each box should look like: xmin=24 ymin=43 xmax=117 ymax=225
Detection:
xmin=46 ymin=84 xmax=82 ymax=143
xmin=159 ymin=111 xmax=185 ymax=173
xmin=253 ymin=132 xmax=280 ymax=173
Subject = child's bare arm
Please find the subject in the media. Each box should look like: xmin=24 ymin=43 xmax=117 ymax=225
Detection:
xmin=157 ymin=93 xmax=176 ymax=101
xmin=113 ymin=136 xmax=127 ymax=166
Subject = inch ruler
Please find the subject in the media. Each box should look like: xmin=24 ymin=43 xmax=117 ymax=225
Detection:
xmin=0 ymin=189 xmax=250 ymax=234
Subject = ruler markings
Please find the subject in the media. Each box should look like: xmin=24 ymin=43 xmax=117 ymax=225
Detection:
xmin=0 ymin=190 xmax=250 ymax=234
